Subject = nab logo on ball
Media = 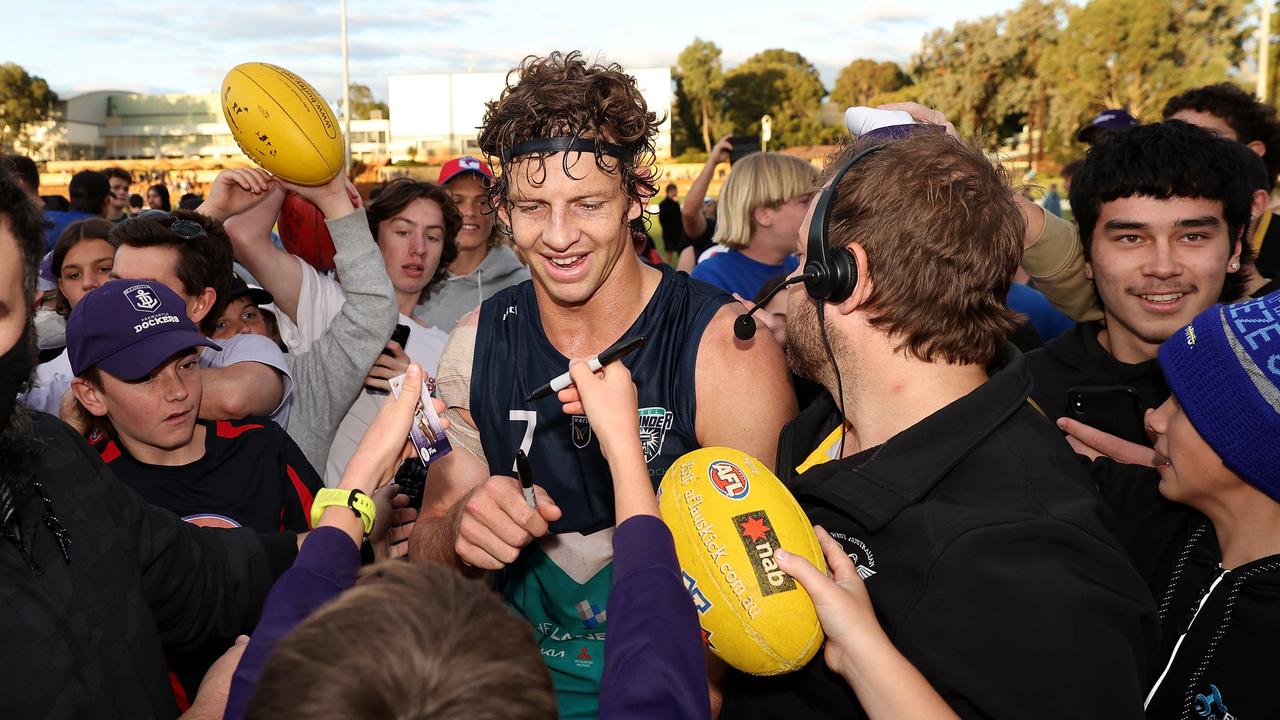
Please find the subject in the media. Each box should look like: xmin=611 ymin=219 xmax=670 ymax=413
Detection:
xmin=734 ymin=510 xmax=796 ymax=596
xmin=709 ymin=460 xmax=750 ymax=500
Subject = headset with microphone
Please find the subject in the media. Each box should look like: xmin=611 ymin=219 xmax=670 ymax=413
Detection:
xmin=734 ymin=143 xmax=888 ymax=341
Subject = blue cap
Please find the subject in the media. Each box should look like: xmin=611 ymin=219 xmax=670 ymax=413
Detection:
xmin=67 ymin=279 xmax=220 ymax=380
xmin=1159 ymin=289 xmax=1280 ymax=501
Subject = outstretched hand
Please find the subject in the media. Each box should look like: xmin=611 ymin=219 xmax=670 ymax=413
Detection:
xmin=277 ymin=172 xmax=361 ymax=220
xmin=775 ymin=526 xmax=881 ymax=679
xmin=340 ymin=364 xmax=448 ymax=494
xmin=1056 ymin=417 xmax=1160 ymax=467
xmin=557 ymin=359 xmax=641 ymax=462
xmin=876 ymin=102 xmax=958 ymax=138
xmin=199 ymin=167 xmax=278 ymax=222
xmin=709 ymin=135 xmax=735 ymax=166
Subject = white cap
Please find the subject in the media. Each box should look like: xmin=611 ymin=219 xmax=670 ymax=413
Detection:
xmin=844 ymin=107 xmax=915 ymax=138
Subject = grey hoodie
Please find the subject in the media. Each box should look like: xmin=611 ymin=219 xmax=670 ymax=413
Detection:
xmin=413 ymin=244 xmax=529 ymax=332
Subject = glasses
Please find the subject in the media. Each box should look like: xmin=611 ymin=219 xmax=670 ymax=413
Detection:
xmin=132 ymin=209 xmax=208 ymax=241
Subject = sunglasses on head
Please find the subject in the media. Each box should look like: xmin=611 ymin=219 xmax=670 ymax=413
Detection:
xmin=132 ymin=209 xmax=208 ymax=241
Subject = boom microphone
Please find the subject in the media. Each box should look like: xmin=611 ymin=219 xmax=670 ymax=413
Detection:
xmin=734 ymin=273 xmax=812 ymax=341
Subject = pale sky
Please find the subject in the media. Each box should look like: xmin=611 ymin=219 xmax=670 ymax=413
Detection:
xmin=10 ymin=0 xmax=1025 ymax=101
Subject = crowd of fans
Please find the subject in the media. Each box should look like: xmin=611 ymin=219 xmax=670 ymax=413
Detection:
xmin=1 ymin=51 xmax=1278 ymax=720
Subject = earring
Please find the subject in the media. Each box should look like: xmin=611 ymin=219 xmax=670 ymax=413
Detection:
xmin=1230 ymin=261 xmax=1240 ymax=271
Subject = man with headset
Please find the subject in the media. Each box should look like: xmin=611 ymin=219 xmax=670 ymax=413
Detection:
xmin=721 ymin=121 xmax=1158 ymax=718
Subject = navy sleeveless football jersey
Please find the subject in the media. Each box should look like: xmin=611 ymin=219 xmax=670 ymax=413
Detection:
xmin=471 ymin=264 xmax=731 ymax=535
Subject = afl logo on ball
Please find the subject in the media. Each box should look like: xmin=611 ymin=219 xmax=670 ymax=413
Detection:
xmin=708 ymin=460 xmax=750 ymax=500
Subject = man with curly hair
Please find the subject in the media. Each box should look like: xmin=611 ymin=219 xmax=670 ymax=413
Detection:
xmin=410 ymin=51 xmax=795 ymax=718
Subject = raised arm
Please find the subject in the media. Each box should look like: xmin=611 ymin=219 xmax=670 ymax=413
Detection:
xmin=200 ymin=169 xmax=305 ymax=320
xmin=1017 ymin=196 xmax=1101 ymax=322
xmin=682 ymin=136 xmax=733 ymax=241
xmin=695 ymin=305 xmax=797 ymax=471
xmin=276 ymin=205 xmax=397 ymax=471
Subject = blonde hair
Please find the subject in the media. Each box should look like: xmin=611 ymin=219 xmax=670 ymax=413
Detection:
xmin=713 ymin=152 xmax=818 ymax=249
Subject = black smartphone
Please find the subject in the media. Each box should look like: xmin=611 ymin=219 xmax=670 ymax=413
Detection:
xmin=1066 ymin=385 xmax=1147 ymax=444
xmin=728 ymin=134 xmax=761 ymax=164
xmin=384 ymin=323 xmax=411 ymax=356
xmin=368 ymin=323 xmax=412 ymax=395
xmin=392 ymin=458 xmax=427 ymax=512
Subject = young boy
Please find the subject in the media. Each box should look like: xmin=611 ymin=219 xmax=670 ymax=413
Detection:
xmin=1085 ymin=288 xmax=1280 ymax=719
xmin=68 ymin=278 xmax=321 ymax=533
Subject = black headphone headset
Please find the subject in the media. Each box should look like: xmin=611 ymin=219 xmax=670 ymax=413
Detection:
xmin=732 ymin=142 xmax=889 ymax=342
xmin=801 ymin=143 xmax=888 ymax=303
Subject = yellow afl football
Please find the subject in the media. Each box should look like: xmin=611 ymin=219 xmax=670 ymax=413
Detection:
xmin=221 ymin=62 xmax=344 ymax=186
xmin=658 ymin=447 xmax=826 ymax=675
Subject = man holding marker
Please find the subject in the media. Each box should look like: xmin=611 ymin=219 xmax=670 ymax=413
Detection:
xmin=409 ymin=51 xmax=795 ymax=718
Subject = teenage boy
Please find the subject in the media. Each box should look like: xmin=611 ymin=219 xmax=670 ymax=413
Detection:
xmin=409 ymin=51 xmax=794 ymax=719
xmin=415 ymin=155 xmax=530 ymax=332
xmin=68 ymin=278 xmax=321 ymax=532
xmin=67 ymin=277 xmax=323 ymax=704
xmin=1026 ymin=121 xmax=1250 ymax=435
xmin=721 ymin=127 xmax=1157 ymax=719
xmin=109 ymin=209 xmax=295 ymax=425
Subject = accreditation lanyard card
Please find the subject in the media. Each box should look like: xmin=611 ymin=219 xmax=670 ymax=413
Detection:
xmin=388 ymin=372 xmax=452 ymax=466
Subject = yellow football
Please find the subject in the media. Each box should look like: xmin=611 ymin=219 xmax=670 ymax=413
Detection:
xmin=658 ymin=447 xmax=826 ymax=675
xmin=221 ymin=62 xmax=344 ymax=186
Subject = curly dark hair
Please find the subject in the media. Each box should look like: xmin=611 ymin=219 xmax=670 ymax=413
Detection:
xmin=365 ymin=178 xmax=461 ymax=302
xmin=477 ymin=51 xmax=660 ymax=215
xmin=1163 ymin=83 xmax=1280 ymax=186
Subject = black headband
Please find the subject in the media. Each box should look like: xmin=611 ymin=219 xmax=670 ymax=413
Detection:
xmin=500 ymin=137 xmax=628 ymax=165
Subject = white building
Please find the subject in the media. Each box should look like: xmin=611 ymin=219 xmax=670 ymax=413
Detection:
xmin=387 ymin=67 xmax=673 ymax=161
xmin=28 ymin=90 xmax=389 ymax=162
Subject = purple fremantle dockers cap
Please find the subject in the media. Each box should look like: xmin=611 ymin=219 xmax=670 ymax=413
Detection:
xmin=67 ymin=278 xmax=220 ymax=380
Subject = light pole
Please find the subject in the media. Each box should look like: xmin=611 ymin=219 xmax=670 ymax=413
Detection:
xmin=761 ymin=114 xmax=772 ymax=153
xmin=1260 ymin=0 xmax=1273 ymax=102
xmin=340 ymin=0 xmax=352 ymax=172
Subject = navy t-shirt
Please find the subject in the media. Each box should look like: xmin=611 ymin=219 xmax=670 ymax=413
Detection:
xmin=691 ymin=249 xmax=799 ymax=299
xmin=470 ymin=264 xmax=731 ymax=535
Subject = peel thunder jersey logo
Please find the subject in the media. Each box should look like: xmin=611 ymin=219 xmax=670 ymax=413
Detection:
xmin=709 ymin=460 xmax=750 ymax=500
xmin=734 ymin=510 xmax=796 ymax=596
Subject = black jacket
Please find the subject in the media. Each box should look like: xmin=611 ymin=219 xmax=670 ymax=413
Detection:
xmin=1026 ymin=320 xmax=1170 ymax=442
xmin=1096 ymin=461 xmax=1280 ymax=720
xmin=0 ymin=413 xmax=297 ymax=719
xmin=722 ymin=350 xmax=1160 ymax=720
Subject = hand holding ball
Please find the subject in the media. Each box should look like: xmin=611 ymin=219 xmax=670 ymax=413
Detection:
xmin=659 ymin=447 xmax=826 ymax=675
xmin=221 ymin=62 xmax=345 ymax=186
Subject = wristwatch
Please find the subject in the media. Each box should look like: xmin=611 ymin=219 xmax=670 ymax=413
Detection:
xmin=311 ymin=488 xmax=376 ymax=536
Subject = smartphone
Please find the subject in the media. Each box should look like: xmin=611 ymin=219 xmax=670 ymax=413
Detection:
xmin=392 ymin=458 xmax=427 ymax=511
xmin=384 ymin=323 xmax=411 ymax=356
xmin=728 ymin=134 xmax=762 ymax=164
xmin=367 ymin=324 xmax=412 ymax=395
xmin=1066 ymin=385 xmax=1147 ymax=444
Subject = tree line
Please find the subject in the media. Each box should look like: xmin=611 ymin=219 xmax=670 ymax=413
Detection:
xmin=672 ymin=0 xmax=1254 ymax=162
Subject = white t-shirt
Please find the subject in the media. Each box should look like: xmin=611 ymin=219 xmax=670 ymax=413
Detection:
xmin=277 ymin=256 xmax=447 ymax=486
